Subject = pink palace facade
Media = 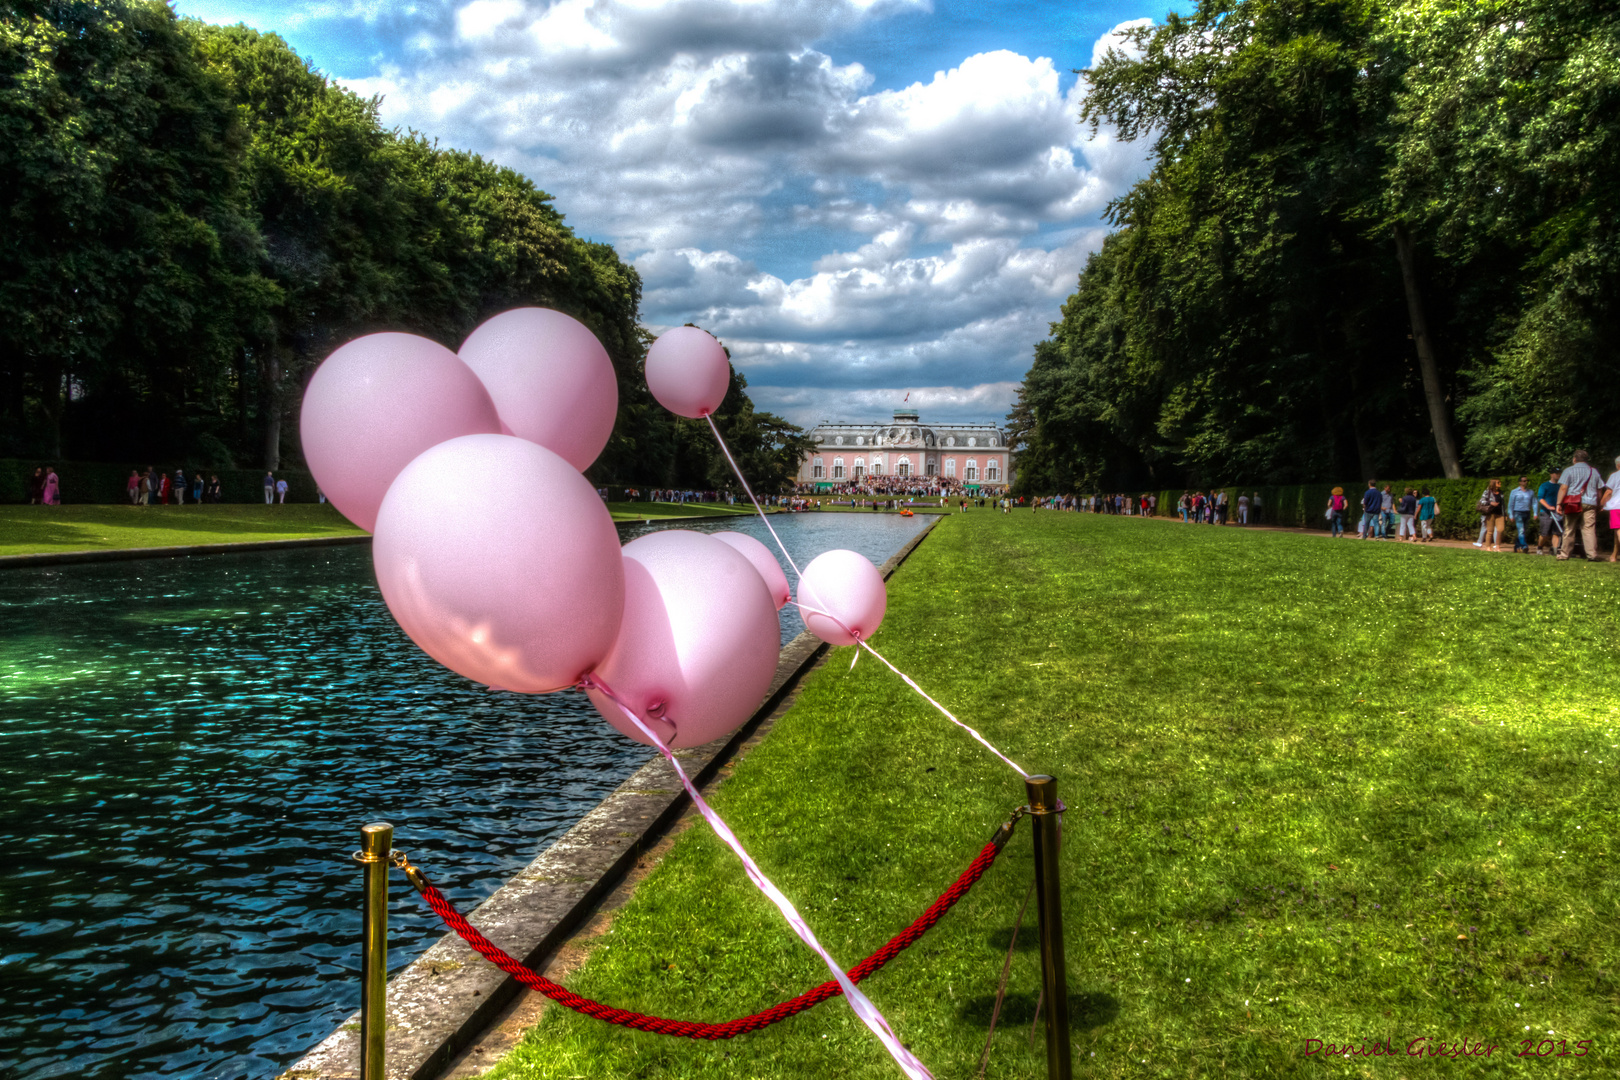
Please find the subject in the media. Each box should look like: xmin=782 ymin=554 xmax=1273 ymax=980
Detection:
xmin=795 ymin=409 xmax=1012 ymax=490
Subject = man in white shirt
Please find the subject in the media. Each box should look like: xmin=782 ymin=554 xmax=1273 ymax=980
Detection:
xmin=1556 ymin=449 xmax=1604 ymax=561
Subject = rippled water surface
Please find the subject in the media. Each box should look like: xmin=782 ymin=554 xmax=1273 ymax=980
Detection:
xmin=0 ymin=511 xmax=927 ymax=1080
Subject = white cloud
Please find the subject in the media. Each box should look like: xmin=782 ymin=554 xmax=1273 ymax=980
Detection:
xmin=320 ymin=3 xmax=1156 ymax=422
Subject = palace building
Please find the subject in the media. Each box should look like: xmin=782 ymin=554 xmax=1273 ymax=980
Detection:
xmin=796 ymin=409 xmax=1012 ymax=490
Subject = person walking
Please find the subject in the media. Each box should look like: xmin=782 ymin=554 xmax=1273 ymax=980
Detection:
xmin=1507 ymin=476 xmax=1537 ymax=553
xmin=127 ymin=470 xmax=140 ymax=505
xmin=1328 ymin=487 xmax=1347 ymax=537
xmin=1536 ymin=468 xmax=1563 ymax=555
xmin=41 ymin=467 xmax=60 ymax=504
xmin=1416 ymin=488 xmax=1437 ymax=541
xmin=1557 ymin=449 xmax=1604 ymax=561
xmin=264 ymin=472 xmax=275 ymax=505
xmin=27 ymin=467 xmax=45 ymax=504
xmin=1473 ymin=479 xmax=1504 ymax=550
xmin=1216 ymin=489 xmax=1229 ymax=524
xmin=1251 ymin=490 xmax=1263 ymax=523
xmin=206 ymin=474 xmax=221 ymax=503
xmin=1359 ymin=480 xmax=1382 ymax=538
xmin=191 ymin=472 xmax=203 ymax=504
xmin=174 ymin=468 xmax=186 ymax=506
xmin=1237 ymin=492 xmax=1250 ymax=525
xmin=157 ymin=471 xmax=171 ymax=505
xmin=1397 ymin=488 xmax=1417 ymax=541
xmin=138 ymin=468 xmax=153 ymax=506
xmin=1604 ymin=456 xmax=1620 ymax=563
xmin=1380 ymin=484 xmax=1396 ymax=538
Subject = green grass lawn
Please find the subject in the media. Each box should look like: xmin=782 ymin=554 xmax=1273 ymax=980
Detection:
xmin=488 ymin=512 xmax=1619 ymax=1079
xmin=0 ymin=501 xmax=768 ymax=556
xmin=0 ymin=504 xmax=365 ymax=556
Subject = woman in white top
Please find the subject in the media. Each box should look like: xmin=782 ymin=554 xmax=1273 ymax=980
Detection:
xmin=1604 ymin=454 xmax=1620 ymax=562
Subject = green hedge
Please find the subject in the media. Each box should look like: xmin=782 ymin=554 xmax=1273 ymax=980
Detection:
xmin=1144 ymin=474 xmax=1607 ymax=543
xmin=2 ymin=459 xmax=321 ymax=504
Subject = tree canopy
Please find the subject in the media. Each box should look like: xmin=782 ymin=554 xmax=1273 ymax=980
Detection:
xmin=1 ymin=0 xmax=807 ymax=491
xmin=1012 ymin=0 xmax=1620 ymax=494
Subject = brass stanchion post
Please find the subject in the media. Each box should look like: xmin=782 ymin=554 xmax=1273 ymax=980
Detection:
xmin=355 ymin=822 xmax=393 ymax=1080
xmin=1024 ymin=776 xmax=1071 ymax=1080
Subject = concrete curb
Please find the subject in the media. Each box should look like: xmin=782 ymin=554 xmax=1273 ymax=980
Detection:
xmin=0 ymin=533 xmax=371 ymax=569
xmin=279 ymin=516 xmax=941 ymax=1080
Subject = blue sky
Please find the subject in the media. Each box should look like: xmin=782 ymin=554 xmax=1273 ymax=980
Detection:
xmin=176 ymin=0 xmax=1174 ymax=426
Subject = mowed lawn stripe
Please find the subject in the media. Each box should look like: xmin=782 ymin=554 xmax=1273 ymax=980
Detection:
xmin=488 ymin=511 xmax=1619 ymax=1079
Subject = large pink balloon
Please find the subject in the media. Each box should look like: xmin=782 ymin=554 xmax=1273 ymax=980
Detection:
xmin=645 ymin=326 xmax=730 ymax=418
xmin=713 ymin=531 xmax=791 ymax=611
xmin=796 ymin=549 xmax=886 ymax=646
xmin=458 ymin=308 xmax=619 ymax=472
xmin=300 ymin=333 xmax=501 ymax=532
xmin=585 ymin=530 xmax=780 ymax=749
xmin=372 ymin=434 xmax=624 ymax=693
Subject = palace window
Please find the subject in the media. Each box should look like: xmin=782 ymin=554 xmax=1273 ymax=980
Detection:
xmin=833 ymin=457 xmax=845 ymax=479
xmin=898 ymin=457 xmax=910 ymax=477
xmin=835 ymin=436 xmax=844 ymax=446
xmin=988 ymin=436 xmax=997 ymax=446
xmin=946 ymin=436 xmax=955 ymax=447
xmin=926 ymin=458 xmax=936 ymax=476
xmin=853 ymin=457 xmax=866 ymax=479
xmin=944 ymin=458 xmax=956 ymax=478
xmin=986 ymin=461 xmax=999 ymax=481
xmin=855 ymin=436 xmax=864 ymax=446
xmin=967 ymin=437 xmax=976 ymax=448
xmin=965 ymin=460 xmax=978 ymax=481
xmin=812 ymin=456 xmax=824 ymax=479
xmin=871 ymin=459 xmax=883 ymax=476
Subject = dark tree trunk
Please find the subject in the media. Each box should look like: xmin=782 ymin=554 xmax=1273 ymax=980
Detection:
xmin=1393 ymin=222 xmax=1462 ymax=478
xmin=261 ymin=350 xmax=282 ymax=471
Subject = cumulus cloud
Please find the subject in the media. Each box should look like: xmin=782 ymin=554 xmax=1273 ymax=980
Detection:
xmin=278 ymin=0 xmax=1158 ymax=423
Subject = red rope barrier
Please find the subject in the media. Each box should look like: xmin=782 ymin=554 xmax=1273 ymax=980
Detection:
xmin=410 ymin=830 xmax=1011 ymax=1039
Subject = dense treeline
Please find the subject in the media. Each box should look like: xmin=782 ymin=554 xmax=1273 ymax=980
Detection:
xmin=1010 ymin=0 xmax=1619 ymax=494
xmin=0 ymin=0 xmax=808 ymax=492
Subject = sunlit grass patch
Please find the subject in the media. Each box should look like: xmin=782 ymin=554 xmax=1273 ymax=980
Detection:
xmin=0 ymin=504 xmax=364 ymax=555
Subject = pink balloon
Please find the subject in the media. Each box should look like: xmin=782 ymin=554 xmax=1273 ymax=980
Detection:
xmin=300 ymin=332 xmax=501 ymax=532
xmin=458 ymin=308 xmax=619 ymax=472
xmin=796 ymin=549 xmax=886 ymax=646
xmin=645 ymin=326 xmax=730 ymax=418
xmin=585 ymin=530 xmax=780 ymax=749
xmin=712 ymin=531 xmax=791 ymax=611
xmin=372 ymin=434 xmax=624 ymax=693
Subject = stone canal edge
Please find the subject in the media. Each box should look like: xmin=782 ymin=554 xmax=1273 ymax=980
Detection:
xmin=279 ymin=515 xmax=941 ymax=1080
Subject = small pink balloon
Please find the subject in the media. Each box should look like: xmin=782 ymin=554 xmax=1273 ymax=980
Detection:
xmin=585 ymin=530 xmax=780 ymax=749
xmin=796 ymin=549 xmax=886 ymax=646
xmin=645 ymin=326 xmax=730 ymax=418
xmin=458 ymin=308 xmax=619 ymax=472
xmin=712 ymin=531 xmax=791 ymax=611
xmin=372 ymin=434 xmax=624 ymax=693
xmin=300 ymin=332 xmax=501 ymax=532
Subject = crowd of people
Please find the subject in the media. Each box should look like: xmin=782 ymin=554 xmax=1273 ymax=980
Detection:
xmin=792 ymin=476 xmax=988 ymax=499
xmin=124 ymin=467 xmax=226 ymax=505
xmin=1326 ymin=451 xmax=1619 ymax=561
xmin=1084 ymin=448 xmax=1620 ymax=562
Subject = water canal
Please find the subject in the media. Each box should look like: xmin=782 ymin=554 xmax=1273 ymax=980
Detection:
xmin=0 ymin=511 xmax=928 ymax=1080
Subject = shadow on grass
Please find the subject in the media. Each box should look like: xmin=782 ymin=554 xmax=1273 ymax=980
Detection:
xmin=958 ymin=989 xmax=1120 ymax=1030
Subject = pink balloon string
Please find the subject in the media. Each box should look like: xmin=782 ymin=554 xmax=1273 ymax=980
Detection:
xmin=704 ymin=414 xmax=803 ymax=578
xmin=702 ymin=419 xmax=1028 ymax=781
xmin=578 ymin=672 xmax=933 ymax=1080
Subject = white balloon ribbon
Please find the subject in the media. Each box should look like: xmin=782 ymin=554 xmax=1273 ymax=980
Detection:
xmin=580 ymin=673 xmax=934 ymax=1080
